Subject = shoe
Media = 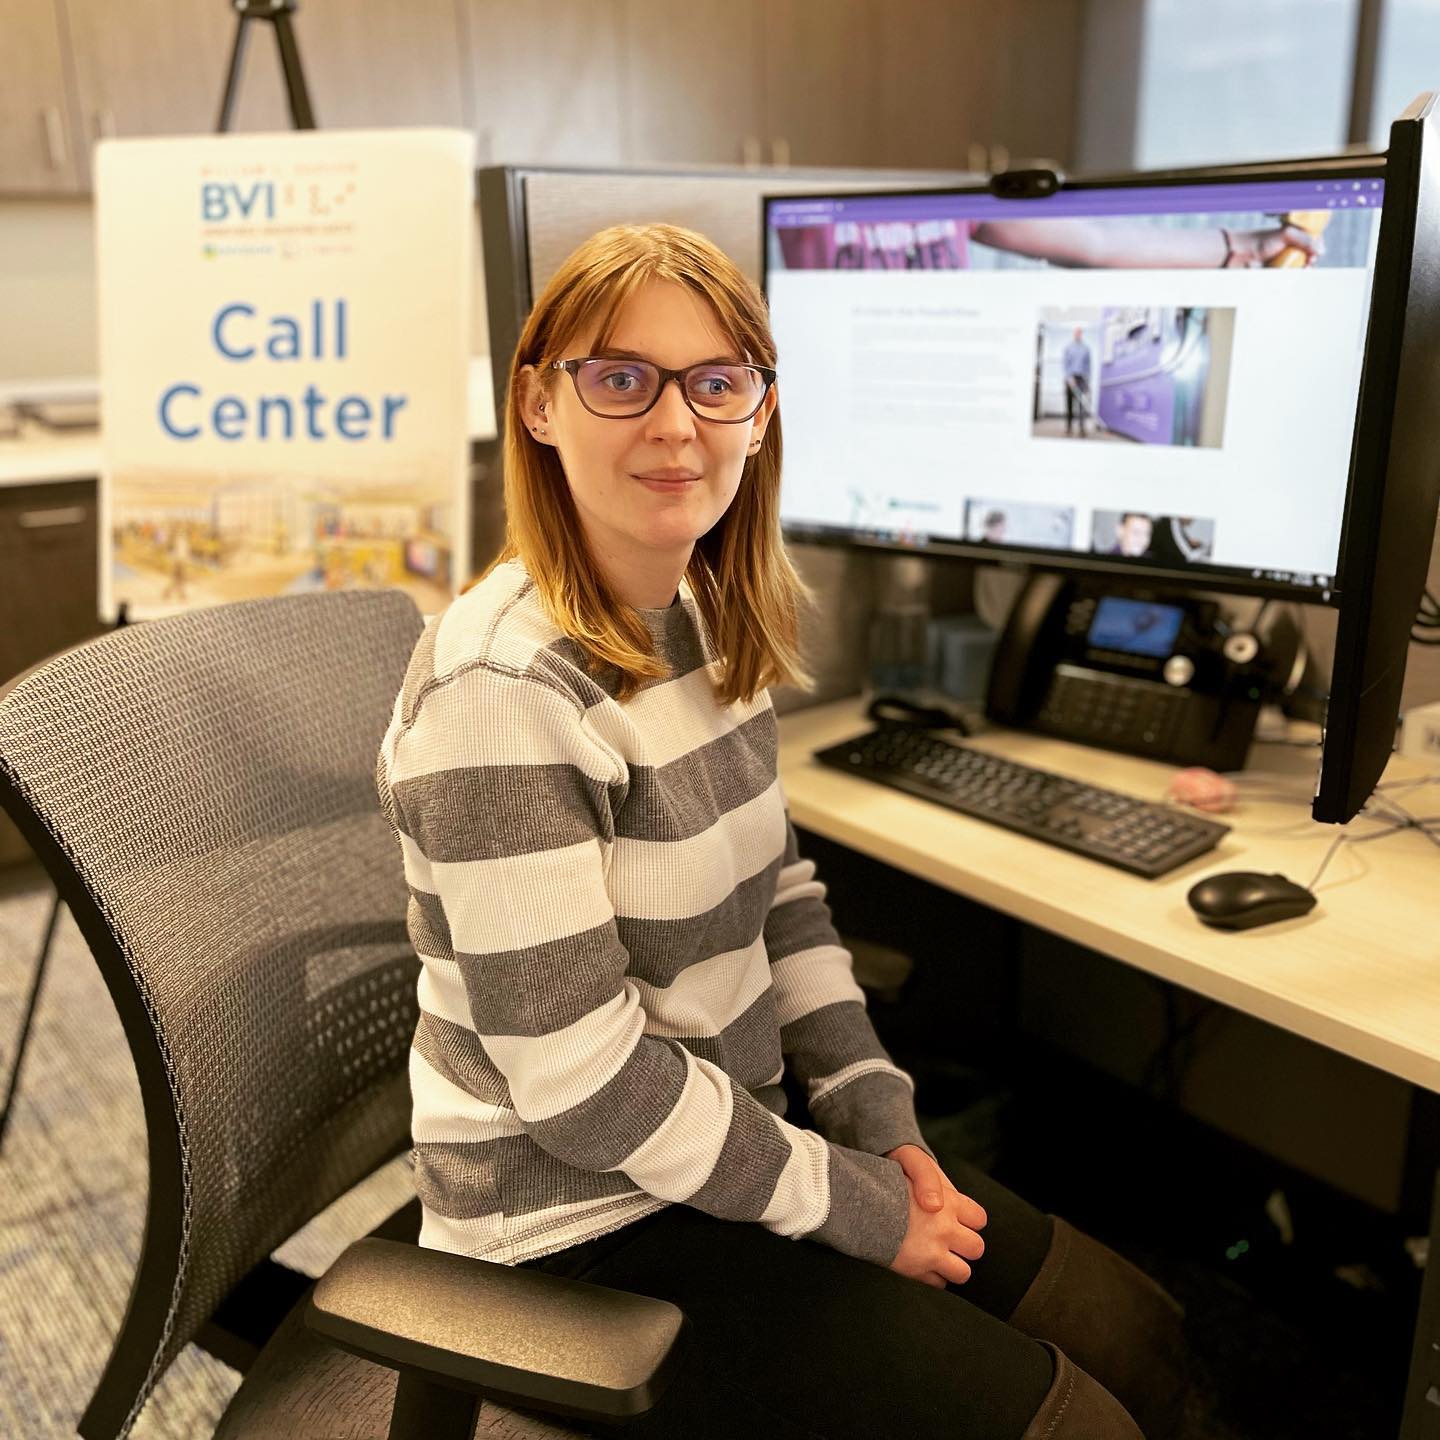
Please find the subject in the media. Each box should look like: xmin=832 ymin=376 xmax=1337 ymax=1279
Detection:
xmin=1007 ymin=1217 xmax=1189 ymax=1440
xmin=1021 ymin=1342 xmax=1143 ymax=1439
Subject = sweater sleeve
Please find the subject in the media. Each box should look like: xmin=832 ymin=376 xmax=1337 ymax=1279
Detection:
xmin=385 ymin=662 xmax=912 ymax=1269
xmin=765 ymin=810 xmax=936 ymax=1162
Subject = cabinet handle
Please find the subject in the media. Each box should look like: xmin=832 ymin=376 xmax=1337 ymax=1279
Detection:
xmin=770 ymin=136 xmax=791 ymax=169
xmin=41 ymin=107 xmax=67 ymax=170
xmin=741 ymin=135 xmax=762 ymax=168
xmin=19 ymin=506 xmax=86 ymax=529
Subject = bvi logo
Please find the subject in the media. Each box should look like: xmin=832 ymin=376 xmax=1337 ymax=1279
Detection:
xmin=202 ymin=181 xmax=276 ymax=222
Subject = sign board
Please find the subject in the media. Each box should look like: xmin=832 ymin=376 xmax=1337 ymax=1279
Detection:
xmin=95 ymin=128 xmax=473 ymax=619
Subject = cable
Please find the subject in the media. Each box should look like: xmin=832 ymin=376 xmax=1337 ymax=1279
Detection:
xmin=1305 ymin=809 xmax=1440 ymax=891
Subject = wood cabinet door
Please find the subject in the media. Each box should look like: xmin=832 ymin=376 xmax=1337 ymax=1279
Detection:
xmin=760 ymin=0 xmax=881 ymax=169
xmin=289 ymin=0 xmax=467 ymax=129
xmin=871 ymin=0 xmax=993 ymax=172
xmin=461 ymin=0 xmax=626 ymax=168
xmin=0 ymin=480 xmax=102 ymax=685
xmin=618 ymin=0 xmax=765 ymax=168
xmin=872 ymin=0 xmax=1079 ymax=172
xmin=62 ymin=0 xmax=290 ymax=163
xmin=0 ymin=0 xmax=84 ymax=193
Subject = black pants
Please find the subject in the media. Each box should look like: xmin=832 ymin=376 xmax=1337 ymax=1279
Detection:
xmin=518 ymin=1097 xmax=1057 ymax=1439
xmin=1065 ymin=375 xmax=1089 ymax=434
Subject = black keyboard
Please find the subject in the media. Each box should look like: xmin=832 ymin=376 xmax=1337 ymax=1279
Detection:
xmin=813 ymin=727 xmax=1229 ymax=879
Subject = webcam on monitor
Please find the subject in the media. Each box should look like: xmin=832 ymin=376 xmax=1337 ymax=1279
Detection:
xmin=987 ymin=168 xmax=1064 ymax=200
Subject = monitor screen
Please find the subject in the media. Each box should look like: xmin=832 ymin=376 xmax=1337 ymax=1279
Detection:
xmin=763 ymin=167 xmax=1387 ymax=601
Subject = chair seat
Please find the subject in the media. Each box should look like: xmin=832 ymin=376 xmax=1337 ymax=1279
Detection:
xmin=214 ymin=1290 xmax=594 ymax=1439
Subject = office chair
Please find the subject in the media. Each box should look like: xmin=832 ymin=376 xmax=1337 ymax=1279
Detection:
xmin=0 ymin=591 xmax=685 ymax=1440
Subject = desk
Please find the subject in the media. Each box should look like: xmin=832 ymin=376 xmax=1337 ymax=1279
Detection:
xmin=775 ymin=695 xmax=1440 ymax=1436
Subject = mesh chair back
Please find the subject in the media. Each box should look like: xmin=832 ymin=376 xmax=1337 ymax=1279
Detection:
xmin=0 ymin=590 xmax=425 ymax=1439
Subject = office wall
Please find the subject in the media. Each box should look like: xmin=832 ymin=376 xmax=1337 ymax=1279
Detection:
xmin=0 ymin=200 xmax=96 ymax=381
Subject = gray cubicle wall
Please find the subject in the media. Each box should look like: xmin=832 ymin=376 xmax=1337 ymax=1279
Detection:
xmin=475 ymin=163 xmax=981 ymax=710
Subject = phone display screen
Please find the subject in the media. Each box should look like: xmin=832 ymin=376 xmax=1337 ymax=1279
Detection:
xmin=1086 ymin=596 xmax=1185 ymax=657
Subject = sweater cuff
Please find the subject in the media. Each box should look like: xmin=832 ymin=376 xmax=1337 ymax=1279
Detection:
xmin=809 ymin=1142 xmax=911 ymax=1267
xmin=809 ymin=1068 xmax=935 ymax=1163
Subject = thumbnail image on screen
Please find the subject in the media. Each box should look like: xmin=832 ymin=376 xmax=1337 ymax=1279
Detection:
xmin=964 ymin=497 xmax=1075 ymax=547
xmin=1033 ymin=306 xmax=1235 ymax=448
xmin=1091 ymin=511 xmax=1216 ymax=563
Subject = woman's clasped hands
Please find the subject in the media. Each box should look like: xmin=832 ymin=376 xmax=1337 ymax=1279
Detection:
xmin=884 ymin=1143 xmax=988 ymax=1290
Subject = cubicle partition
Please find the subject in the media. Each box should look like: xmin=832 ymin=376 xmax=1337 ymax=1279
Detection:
xmin=474 ymin=162 xmax=981 ymax=709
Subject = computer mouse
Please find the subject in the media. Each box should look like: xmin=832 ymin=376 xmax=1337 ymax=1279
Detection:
xmin=1186 ymin=871 xmax=1318 ymax=930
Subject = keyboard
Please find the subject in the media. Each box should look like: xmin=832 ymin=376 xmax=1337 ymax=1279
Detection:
xmin=812 ymin=726 xmax=1230 ymax=878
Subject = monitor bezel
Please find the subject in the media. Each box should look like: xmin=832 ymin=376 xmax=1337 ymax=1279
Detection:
xmin=761 ymin=152 xmax=1389 ymax=607
xmin=1312 ymin=94 xmax=1439 ymax=822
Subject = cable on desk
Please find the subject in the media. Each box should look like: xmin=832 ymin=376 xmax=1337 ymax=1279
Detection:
xmin=1304 ymin=809 xmax=1440 ymax=891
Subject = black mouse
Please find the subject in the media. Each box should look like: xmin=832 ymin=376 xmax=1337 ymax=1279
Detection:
xmin=1186 ymin=871 xmax=1318 ymax=930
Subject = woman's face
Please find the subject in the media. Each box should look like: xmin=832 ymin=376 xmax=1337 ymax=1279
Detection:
xmin=522 ymin=279 xmax=775 ymax=592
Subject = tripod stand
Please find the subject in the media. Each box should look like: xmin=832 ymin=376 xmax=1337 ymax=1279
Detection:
xmin=216 ymin=0 xmax=317 ymax=132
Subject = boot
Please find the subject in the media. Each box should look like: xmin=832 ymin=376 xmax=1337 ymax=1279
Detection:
xmin=1021 ymin=1342 xmax=1143 ymax=1439
xmin=1007 ymin=1216 xmax=1189 ymax=1440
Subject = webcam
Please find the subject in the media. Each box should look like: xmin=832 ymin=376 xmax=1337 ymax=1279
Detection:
xmin=987 ymin=168 xmax=1064 ymax=200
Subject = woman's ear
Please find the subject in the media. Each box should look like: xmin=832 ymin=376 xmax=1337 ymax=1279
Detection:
xmin=518 ymin=364 xmax=553 ymax=445
xmin=747 ymin=382 xmax=778 ymax=453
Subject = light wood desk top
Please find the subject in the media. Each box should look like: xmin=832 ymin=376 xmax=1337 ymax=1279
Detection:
xmin=777 ymin=696 xmax=1440 ymax=1094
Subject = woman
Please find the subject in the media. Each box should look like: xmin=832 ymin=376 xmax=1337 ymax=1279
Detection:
xmin=377 ymin=224 xmax=1188 ymax=1439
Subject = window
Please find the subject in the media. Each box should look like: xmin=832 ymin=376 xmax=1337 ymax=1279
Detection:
xmin=1137 ymin=0 xmax=1361 ymax=167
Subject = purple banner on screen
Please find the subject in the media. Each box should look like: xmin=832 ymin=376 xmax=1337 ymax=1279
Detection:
xmin=768 ymin=179 xmax=1383 ymax=227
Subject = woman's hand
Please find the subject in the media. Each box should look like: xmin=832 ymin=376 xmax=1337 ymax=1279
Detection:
xmin=885 ymin=1143 xmax=988 ymax=1289
xmin=1225 ymin=223 xmax=1324 ymax=268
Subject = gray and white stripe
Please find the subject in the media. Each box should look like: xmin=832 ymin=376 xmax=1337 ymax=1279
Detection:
xmin=378 ymin=560 xmax=928 ymax=1267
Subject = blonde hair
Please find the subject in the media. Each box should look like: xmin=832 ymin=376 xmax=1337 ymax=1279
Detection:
xmin=475 ymin=222 xmax=813 ymax=706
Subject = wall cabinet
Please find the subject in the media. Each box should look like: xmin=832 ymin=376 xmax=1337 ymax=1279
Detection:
xmin=618 ymin=0 xmax=766 ymax=167
xmin=0 ymin=478 xmax=102 ymax=685
xmin=0 ymin=477 xmax=102 ymax=868
xmin=760 ymin=0 xmax=882 ymax=170
xmin=61 ymin=0 xmax=289 ymax=180
xmin=2 ymin=0 xmax=1083 ymax=192
xmin=461 ymin=0 xmax=627 ymax=169
xmin=0 ymin=0 xmax=84 ymax=193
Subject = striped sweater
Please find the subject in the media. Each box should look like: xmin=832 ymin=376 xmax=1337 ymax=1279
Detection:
xmin=376 ymin=558 xmax=931 ymax=1268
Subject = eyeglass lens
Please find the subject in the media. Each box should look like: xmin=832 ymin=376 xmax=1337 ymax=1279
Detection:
xmin=572 ymin=359 xmax=766 ymax=420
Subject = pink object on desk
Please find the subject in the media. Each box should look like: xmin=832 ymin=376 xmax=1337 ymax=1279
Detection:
xmin=1168 ymin=767 xmax=1237 ymax=813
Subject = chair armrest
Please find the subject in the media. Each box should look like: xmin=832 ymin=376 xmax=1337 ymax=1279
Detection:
xmin=305 ymin=1237 xmax=688 ymax=1424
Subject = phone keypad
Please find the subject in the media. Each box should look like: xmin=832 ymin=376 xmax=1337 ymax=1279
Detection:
xmin=1035 ymin=667 xmax=1186 ymax=755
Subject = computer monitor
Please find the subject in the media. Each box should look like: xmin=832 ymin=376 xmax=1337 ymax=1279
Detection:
xmin=1313 ymin=93 xmax=1440 ymax=823
xmin=762 ymin=156 xmax=1389 ymax=605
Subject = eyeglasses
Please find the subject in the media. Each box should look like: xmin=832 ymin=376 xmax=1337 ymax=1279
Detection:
xmin=551 ymin=357 xmax=776 ymax=423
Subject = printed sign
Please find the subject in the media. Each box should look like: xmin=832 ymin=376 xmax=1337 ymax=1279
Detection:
xmin=95 ymin=129 xmax=473 ymax=619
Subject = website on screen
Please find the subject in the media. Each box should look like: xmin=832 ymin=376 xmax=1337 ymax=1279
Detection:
xmin=766 ymin=177 xmax=1384 ymax=590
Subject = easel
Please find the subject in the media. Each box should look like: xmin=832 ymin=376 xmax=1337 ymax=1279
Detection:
xmin=216 ymin=0 xmax=317 ymax=132
xmin=2 ymin=0 xmax=317 ymax=1152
